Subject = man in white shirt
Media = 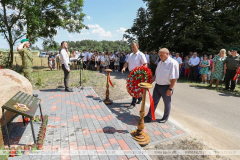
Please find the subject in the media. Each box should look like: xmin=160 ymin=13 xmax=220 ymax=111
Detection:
xmin=83 ymin=49 xmax=88 ymax=69
xmin=87 ymin=49 xmax=94 ymax=70
xmin=188 ymin=52 xmax=200 ymax=82
xmin=122 ymin=42 xmax=148 ymax=108
xmin=173 ymin=53 xmax=183 ymax=70
xmin=76 ymin=50 xmax=81 ymax=70
xmin=144 ymin=48 xmax=179 ymax=123
xmin=60 ymin=41 xmax=72 ymax=92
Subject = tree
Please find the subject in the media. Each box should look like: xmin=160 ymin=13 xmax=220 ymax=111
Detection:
xmin=0 ymin=0 xmax=26 ymax=67
xmin=0 ymin=0 xmax=87 ymax=68
xmin=126 ymin=0 xmax=240 ymax=53
xmin=31 ymin=45 xmax=40 ymax=50
xmin=25 ymin=0 xmax=88 ymax=49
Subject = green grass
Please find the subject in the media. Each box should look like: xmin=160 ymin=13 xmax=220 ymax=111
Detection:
xmin=178 ymin=77 xmax=240 ymax=97
xmin=31 ymin=70 xmax=129 ymax=100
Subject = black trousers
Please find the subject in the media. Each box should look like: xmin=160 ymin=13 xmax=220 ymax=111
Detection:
xmin=225 ymin=69 xmax=236 ymax=90
xmin=119 ymin=62 xmax=124 ymax=71
xmin=83 ymin=61 xmax=87 ymax=69
xmin=110 ymin=61 xmax=114 ymax=69
xmin=146 ymin=84 xmax=172 ymax=120
xmin=131 ymin=97 xmax=142 ymax=106
xmin=62 ymin=64 xmax=70 ymax=90
xmin=190 ymin=65 xmax=198 ymax=82
xmin=150 ymin=63 xmax=157 ymax=76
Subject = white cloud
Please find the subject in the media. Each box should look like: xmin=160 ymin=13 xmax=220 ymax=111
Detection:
xmin=87 ymin=24 xmax=100 ymax=29
xmin=116 ymin=27 xmax=127 ymax=33
xmin=86 ymin=16 xmax=91 ymax=20
xmin=68 ymin=34 xmax=73 ymax=38
xmin=81 ymin=32 xmax=90 ymax=35
xmin=92 ymin=28 xmax=112 ymax=37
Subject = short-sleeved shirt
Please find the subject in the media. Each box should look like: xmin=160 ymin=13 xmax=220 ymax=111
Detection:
xmin=173 ymin=57 xmax=183 ymax=64
xmin=83 ymin=52 xmax=89 ymax=61
xmin=127 ymin=50 xmax=147 ymax=71
xmin=149 ymin=53 xmax=158 ymax=63
xmin=88 ymin=52 xmax=93 ymax=59
xmin=18 ymin=48 xmax=33 ymax=69
xmin=155 ymin=57 xmax=179 ymax=85
xmin=224 ymin=54 xmax=240 ymax=70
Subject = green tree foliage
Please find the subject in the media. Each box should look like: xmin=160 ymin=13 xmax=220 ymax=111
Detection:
xmin=65 ymin=40 xmax=131 ymax=52
xmin=24 ymin=0 xmax=88 ymax=45
xmin=125 ymin=0 xmax=240 ymax=54
xmin=43 ymin=40 xmax=131 ymax=52
xmin=0 ymin=0 xmax=25 ymax=67
xmin=0 ymin=0 xmax=87 ymax=68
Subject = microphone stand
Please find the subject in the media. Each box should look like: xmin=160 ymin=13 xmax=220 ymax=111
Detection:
xmin=76 ymin=55 xmax=86 ymax=92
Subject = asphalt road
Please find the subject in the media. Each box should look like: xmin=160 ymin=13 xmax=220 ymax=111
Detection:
xmin=110 ymin=71 xmax=240 ymax=151
xmin=168 ymin=82 xmax=240 ymax=150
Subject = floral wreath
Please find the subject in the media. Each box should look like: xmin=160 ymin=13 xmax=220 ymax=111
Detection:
xmin=126 ymin=66 xmax=153 ymax=98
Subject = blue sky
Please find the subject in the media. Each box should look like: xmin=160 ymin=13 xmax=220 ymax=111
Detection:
xmin=0 ymin=0 xmax=146 ymax=49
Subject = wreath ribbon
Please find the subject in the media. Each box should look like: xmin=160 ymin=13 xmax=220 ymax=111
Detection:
xmin=233 ymin=67 xmax=240 ymax=81
xmin=108 ymin=74 xmax=114 ymax=87
xmin=147 ymin=89 xmax=155 ymax=120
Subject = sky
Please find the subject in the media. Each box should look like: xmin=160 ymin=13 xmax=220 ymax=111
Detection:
xmin=0 ymin=0 xmax=146 ymax=50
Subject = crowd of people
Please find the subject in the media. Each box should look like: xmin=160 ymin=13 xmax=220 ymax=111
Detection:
xmin=170 ymin=49 xmax=240 ymax=91
xmin=48 ymin=46 xmax=239 ymax=92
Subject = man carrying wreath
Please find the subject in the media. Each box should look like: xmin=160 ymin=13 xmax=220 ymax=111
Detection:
xmin=122 ymin=42 xmax=148 ymax=108
xmin=144 ymin=48 xmax=179 ymax=123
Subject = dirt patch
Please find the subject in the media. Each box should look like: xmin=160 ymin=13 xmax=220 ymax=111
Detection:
xmin=145 ymin=135 xmax=232 ymax=160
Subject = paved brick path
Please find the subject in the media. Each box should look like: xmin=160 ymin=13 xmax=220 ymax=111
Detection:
xmin=4 ymin=88 xmax=152 ymax=160
xmin=108 ymin=99 xmax=187 ymax=146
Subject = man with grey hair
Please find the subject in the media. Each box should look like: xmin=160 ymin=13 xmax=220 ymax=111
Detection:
xmin=144 ymin=48 xmax=179 ymax=123
xmin=122 ymin=42 xmax=148 ymax=108
xmin=188 ymin=52 xmax=200 ymax=82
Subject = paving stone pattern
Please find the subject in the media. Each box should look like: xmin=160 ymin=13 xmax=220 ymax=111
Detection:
xmin=3 ymin=88 xmax=152 ymax=160
xmin=108 ymin=99 xmax=187 ymax=146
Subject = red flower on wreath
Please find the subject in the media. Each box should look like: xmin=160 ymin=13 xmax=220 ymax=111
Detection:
xmin=126 ymin=66 xmax=153 ymax=98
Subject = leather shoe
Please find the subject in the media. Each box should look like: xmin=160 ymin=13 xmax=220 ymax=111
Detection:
xmin=128 ymin=104 xmax=135 ymax=109
xmin=136 ymin=100 xmax=142 ymax=104
xmin=159 ymin=119 xmax=167 ymax=123
xmin=65 ymin=88 xmax=73 ymax=92
xmin=33 ymin=94 xmax=38 ymax=97
xmin=144 ymin=116 xmax=152 ymax=123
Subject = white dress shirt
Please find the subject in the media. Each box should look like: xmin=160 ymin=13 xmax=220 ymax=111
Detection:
xmin=60 ymin=49 xmax=70 ymax=70
xmin=188 ymin=56 xmax=200 ymax=66
xmin=155 ymin=57 xmax=179 ymax=85
xmin=173 ymin=56 xmax=183 ymax=64
xmin=83 ymin=52 xmax=89 ymax=61
xmin=127 ymin=50 xmax=147 ymax=71
xmin=145 ymin=54 xmax=150 ymax=63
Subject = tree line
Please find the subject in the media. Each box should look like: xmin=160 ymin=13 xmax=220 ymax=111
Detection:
xmin=39 ymin=40 xmax=131 ymax=53
xmin=0 ymin=0 xmax=87 ymax=68
xmin=124 ymin=0 xmax=240 ymax=54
